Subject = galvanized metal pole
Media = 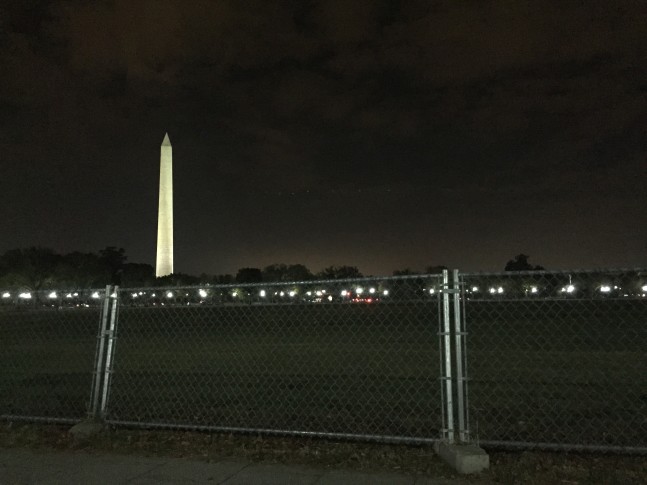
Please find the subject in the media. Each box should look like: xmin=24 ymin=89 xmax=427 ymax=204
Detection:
xmin=437 ymin=285 xmax=447 ymax=443
xmin=452 ymin=269 xmax=468 ymax=442
xmin=100 ymin=287 xmax=119 ymax=418
xmin=442 ymin=270 xmax=454 ymax=443
xmin=460 ymin=274 xmax=471 ymax=444
xmin=90 ymin=286 xmax=111 ymax=419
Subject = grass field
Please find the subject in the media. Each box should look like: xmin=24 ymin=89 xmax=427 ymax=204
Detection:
xmin=1 ymin=294 xmax=645 ymax=450
xmin=0 ymin=306 xmax=99 ymax=420
xmin=108 ymin=301 xmax=441 ymax=439
xmin=465 ymin=299 xmax=646 ymax=449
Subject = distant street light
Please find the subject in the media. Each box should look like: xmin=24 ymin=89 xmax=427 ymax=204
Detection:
xmin=561 ymin=285 xmax=575 ymax=293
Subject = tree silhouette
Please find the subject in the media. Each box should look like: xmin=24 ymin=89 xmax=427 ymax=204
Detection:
xmin=0 ymin=247 xmax=60 ymax=290
xmin=504 ymin=254 xmax=544 ymax=271
xmin=99 ymin=247 xmax=127 ymax=284
xmin=316 ymin=265 xmax=363 ymax=279
xmin=56 ymin=251 xmax=107 ymax=288
xmin=121 ymin=263 xmax=155 ymax=287
xmin=235 ymin=267 xmax=263 ymax=283
xmin=155 ymin=272 xmax=199 ymax=286
xmin=262 ymin=263 xmax=313 ymax=282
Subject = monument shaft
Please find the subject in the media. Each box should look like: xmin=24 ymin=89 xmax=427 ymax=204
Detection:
xmin=156 ymin=133 xmax=173 ymax=277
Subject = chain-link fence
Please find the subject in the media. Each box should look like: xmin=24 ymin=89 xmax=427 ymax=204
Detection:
xmin=106 ymin=275 xmax=443 ymax=443
xmin=0 ymin=288 xmax=108 ymax=422
xmin=2 ymin=269 xmax=645 ymax=453
xmin=461 ymin=269 xmax=647 ymax=452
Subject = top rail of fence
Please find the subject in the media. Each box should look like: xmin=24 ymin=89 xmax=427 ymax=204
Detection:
xmin=118 ymin=272 xmax=445 ymax=291
xmin=113 ymin=274 xmax=446 ymax=307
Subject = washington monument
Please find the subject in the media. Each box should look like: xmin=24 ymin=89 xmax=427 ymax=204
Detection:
xmin=156 ymin=133 xmax=173 ymax=277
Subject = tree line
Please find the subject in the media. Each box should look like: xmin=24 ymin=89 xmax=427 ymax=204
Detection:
xmin=0 ymin=247 xmax=371 ymax=290
xmin=0 ymin=246 xmax=543 ymax=290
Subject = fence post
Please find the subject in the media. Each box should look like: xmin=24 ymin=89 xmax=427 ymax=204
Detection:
xmin=89 ymin=285 xmax=112 ymax=419
xmin=99 ymin=286 xmax=119 ymax=418
xmin=452 ymin=269 xmax=470 ymax=443
xmin=440 ymin=269 xmax=455 ymax=443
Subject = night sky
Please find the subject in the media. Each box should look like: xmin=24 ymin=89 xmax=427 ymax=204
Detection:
xmin=1 ymin=0 xmax=646 ymax=276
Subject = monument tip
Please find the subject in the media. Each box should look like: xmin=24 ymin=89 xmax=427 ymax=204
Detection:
xmin=162 ymin=132 xmax=171 ymax=146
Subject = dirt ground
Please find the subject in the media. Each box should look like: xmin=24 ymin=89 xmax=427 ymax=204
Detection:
xmin=1 ymin=422 xmax=645 ymax=484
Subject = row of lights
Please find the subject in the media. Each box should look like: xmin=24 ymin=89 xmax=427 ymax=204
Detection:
xmin=125 ymin=287 xmax=392 ymax=300
xmin=434 ymin=284 xmax=647 ymax=295
xmin=474 ymin=284 xmax=647 ymax=295
xmin=0 ymin=291 xmax=105 ymax=300
xmin=47 ymin=292 xmax=81 ymax=299
xmin=4 ymin=284 xmax=647 ymax=301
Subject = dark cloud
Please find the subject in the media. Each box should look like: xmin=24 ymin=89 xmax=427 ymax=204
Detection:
xmin=0 ymin=0 xmax=645 ymax=275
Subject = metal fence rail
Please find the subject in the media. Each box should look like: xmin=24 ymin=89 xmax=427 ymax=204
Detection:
xmin=106 ymin=276 xmax=444 ymax=443
xmin=0 ymin=288 xmax=108 ymax=422
xmin=460 ymin=269 xmax=647 ymax=452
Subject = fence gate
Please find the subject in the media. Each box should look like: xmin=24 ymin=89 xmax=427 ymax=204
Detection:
xmin=100 ymin=276 xmax=446 ymax=443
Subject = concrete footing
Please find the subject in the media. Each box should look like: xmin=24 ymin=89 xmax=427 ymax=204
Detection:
xmin=434 ymin=441 xmax=490 ymax=474
xmin=69 ymin=419 xmax=105 ymax=443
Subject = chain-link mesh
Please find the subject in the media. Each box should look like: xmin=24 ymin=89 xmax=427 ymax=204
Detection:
xmin=4 ymin=269 xmax=644 ymax=452
xmin=461 ymin=269 xmax=647 ymax=451
xmin=0 ymin=288 xmax=107 ymax=421
xmin=106 ymin=276 xmax=442 ymax=442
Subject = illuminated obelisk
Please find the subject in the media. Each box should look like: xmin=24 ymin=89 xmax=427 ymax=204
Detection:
xmin=155 ymin=132 xmax=173 ymax=277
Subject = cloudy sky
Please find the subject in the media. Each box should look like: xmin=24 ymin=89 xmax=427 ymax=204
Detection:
xmin=1 ymin=0 xmax=646 ymax=275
